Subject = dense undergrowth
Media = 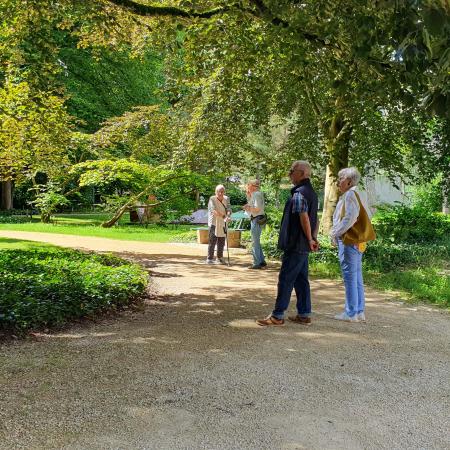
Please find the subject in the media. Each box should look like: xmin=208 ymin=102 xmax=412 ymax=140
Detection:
xmin=0 ymin=243 xmax=148 ymax=332
xmin=261 ymin=205 xmax=450 ymax=307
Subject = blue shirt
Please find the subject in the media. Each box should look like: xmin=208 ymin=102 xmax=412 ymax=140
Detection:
xmin=292 ymin=191 xmax=308 ymax=214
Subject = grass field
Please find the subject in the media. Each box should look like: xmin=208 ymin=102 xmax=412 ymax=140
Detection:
xmin=0 ymin=213 xmax=196 ymax=242
xmin=0 ymin=238 xmax=53 ymax=250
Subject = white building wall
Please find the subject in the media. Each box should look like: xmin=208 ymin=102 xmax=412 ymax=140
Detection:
xmin=362 ymin=174 xmax=410 ymax=209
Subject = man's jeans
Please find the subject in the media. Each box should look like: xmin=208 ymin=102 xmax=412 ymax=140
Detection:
xmin=250 ymin=219 xmax=265 ymax=266
xmin=272 ymin=250 xmax=311 ymax=319
xmin=338 ymin=240 xmax=365 ymax=317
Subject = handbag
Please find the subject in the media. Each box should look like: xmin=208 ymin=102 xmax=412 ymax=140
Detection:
xmin=255 ymin=214 xmax=267 ymax=226
xmin=341 ymin=192 xmax=376 ymax=244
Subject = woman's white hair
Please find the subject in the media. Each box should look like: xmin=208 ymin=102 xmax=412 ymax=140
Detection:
xmin=215 ymin=184 xmax=226 ymax=193
xmin=338 ymin=167 xmax=361 ymax=187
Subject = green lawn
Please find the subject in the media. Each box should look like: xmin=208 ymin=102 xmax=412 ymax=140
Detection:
xmin=0 ymin=213 xmax=196 ymax=243
xmin=310 ymin=260 xmax=449 ymax=307
xmin=0 ymin=238 xmax=53 ymax=250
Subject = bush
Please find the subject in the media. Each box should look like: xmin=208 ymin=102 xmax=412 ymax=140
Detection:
xmin=364 ymin=240 xmax=449 ymax=272
xmin=409 ymin=176 xmax=444 ymax=212
xmin=0 ymin=247 xmax=148 ymax=331
xmin=261 ymin=227 xmax=449 ymax=273
xmin=372 ymin=205 xmax=450 ymax=243
xmin=0 ymin=215 xmax=30 ymax=224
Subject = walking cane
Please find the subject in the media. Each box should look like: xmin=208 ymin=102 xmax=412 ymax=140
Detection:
xmin=224 ymin=222 xmax=231 ymax=266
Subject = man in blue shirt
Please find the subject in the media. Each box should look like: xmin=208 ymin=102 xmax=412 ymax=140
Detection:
xmin=257 ymin=161 xmax=319 ymax=326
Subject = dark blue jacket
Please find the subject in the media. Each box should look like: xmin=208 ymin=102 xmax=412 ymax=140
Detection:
xmin=278 ymin=179 xmax=318 ymax=253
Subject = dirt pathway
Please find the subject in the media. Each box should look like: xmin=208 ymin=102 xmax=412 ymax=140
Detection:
xmin=0 ymin=231 xmax=449 ymax=450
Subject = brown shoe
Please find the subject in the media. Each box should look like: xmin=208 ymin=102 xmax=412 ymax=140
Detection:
xmin=288 ymin=315 xmax=312 ymax=326
xmin=256 ymin=315 xmax=285 ymax=326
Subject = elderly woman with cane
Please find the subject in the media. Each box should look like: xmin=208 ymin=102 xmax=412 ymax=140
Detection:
xmin=206 ymin=184 xmax=232 ymax=265
xmin=331 ymin=167 xmax=376 ymax=322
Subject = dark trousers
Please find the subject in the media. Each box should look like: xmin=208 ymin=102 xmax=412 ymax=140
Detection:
xmin=272 ymin=250 xmax=311 ymax=319
xmin=207 ymin=225 xmax=225 ymax=260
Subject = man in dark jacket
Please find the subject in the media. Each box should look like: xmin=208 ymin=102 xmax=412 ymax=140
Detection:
xmin=257 ymin=161 xmax=319 ymax=326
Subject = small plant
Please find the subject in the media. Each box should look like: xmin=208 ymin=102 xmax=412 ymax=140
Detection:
xmin=32 ymin=186 xmax=70 ymax=223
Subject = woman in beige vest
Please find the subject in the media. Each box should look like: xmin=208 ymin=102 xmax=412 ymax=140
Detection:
xmin=331 ymin=167 xmax=375 ymax=322
xmin=206 ymin=184 xmax=232 ymax=264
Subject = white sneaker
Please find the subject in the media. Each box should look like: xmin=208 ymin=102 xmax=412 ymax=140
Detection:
xmin=217 ymin=258 xmax=227 ymax=265
xmin=334 ymin=312 xmax=359 ymax=322
xmin=356 ymin=312 xmax=366 ymax=322
xmin=205 ymin=259 xmax=214 ymax=264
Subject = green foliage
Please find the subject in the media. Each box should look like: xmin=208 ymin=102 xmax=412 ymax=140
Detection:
xmin=0 ymin=80 xmax=72 ymax=181
xmin=90 ymin=105 xmax=177 ymax=164
xmin=225 ymin=184 xmax=247 ymax=206
xmin=260 ymin=202 xmax=449 ymax=306
xmin=0 ymin=245 xmax=148 ymax=331
xmin=0 ymin=214 xmax=30 ymax=224
xmin=71 ymin=159 xmax=211 ymax=225
xmin=32 ymin=188 xmax=71 ymax=223
xmin=409 ymin=175 xmax=444 ymax=212
xmin=60 ymin=46 xmax=164 ymax=132
xmin=170 ymin=229 xmax=197 ymax=243
xmin=372 ymin=205 xmax=450 ymax=243
xmin=366 ymin=267 xmax=450 ymax=307
xmin=364 ymin=240 xmax=449 ymax=272
xmin=72 ymin=159 xmax=154 ymax=192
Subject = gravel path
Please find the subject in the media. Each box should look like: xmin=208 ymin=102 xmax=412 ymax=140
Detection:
xmin=0 ymin=231 xmax=449 ymax=450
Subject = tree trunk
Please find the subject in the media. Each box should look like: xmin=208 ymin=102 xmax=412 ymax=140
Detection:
xmin=274 ymin=185 xmax=280 ymax=209
xmin=195 ymin=189 xmax=200 ymax=209
xmin=1 ymin=180 xmax=13 ymax=210
xmin=322 ymin=165 xmax=340 ymax=233
xmin=443 ymin=195 xmax=449 ymax=215
xmin=321 ymin=113 xmax=351 ymax=234
xmin=102 ymin=202 xmax=132 ymax=227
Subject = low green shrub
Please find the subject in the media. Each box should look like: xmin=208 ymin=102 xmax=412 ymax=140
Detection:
xmin=364 ymin=240 xmax=449 ymax=272
xmin=261 ymin=225 xmax=449 ymax=272
xmin=0 ymin=247 xmax=148 ymax=331
xmin=372 ymin=205 xmax=450 ymax=243
xmin=0 ymin=215 xmax=30 ymax=224
xmin=0 ymin=211 xmax=31 ymax=223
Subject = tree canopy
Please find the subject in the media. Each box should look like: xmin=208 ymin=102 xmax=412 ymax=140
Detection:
xmin=1 ymin=0 xmax=448 ymax=221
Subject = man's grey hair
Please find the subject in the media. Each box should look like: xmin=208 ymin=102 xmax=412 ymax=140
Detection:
xmin=215 ymin=184 xmax=226 ymax=193
xmin=291 ymin=160 xmax=312 ymax=177
xmin=338 ymin=167 xmax=361 ymax=187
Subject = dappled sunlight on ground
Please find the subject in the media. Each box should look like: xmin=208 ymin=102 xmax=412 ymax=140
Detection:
xmin=110 ymin=336 xmax=182 ymax=345
xmin=228 ymin=319 xmax=261 ymax=329
xmin=32 ymin=332 xmax=118 ymax=340
xmin=1 ymin=233 xmax=448 ymax=450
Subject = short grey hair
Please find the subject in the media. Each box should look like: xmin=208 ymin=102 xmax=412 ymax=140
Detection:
xmin=338 ymin=167 xmax=361 ymax=187
xmin=291 ymin=160 xmax=312 ymax=177
xmin=215 ymin=184 xmax=225 ymax=194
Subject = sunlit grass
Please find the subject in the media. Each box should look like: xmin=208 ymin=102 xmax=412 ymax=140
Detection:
xmin=0 ymin=237 xmax=53 ymax=250
xmin=0 ymin=213 xmax=195 ymax=243
xmin=365 ymin=267 xmax=450 ymax=307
